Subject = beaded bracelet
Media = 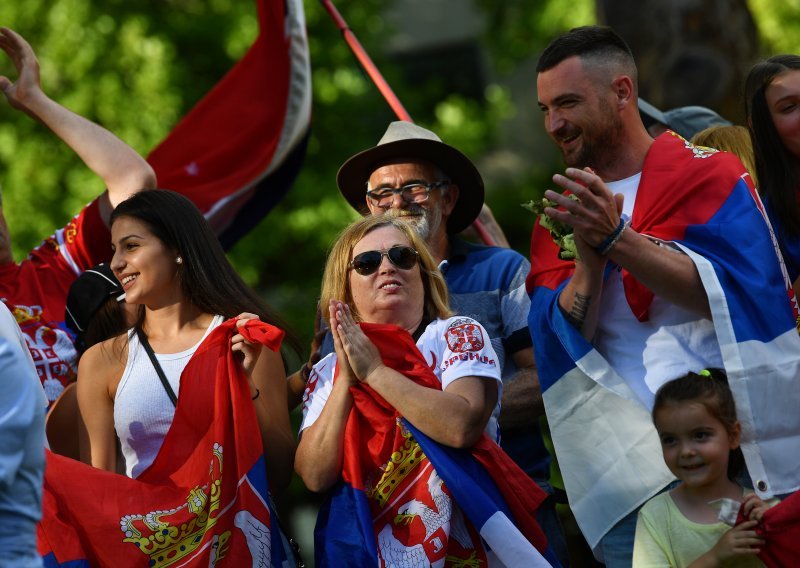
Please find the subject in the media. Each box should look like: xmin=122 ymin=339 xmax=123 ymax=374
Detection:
xmin=596 ymin=218 xmax=630 ymax=256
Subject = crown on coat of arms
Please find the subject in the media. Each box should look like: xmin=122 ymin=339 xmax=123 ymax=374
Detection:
xmin=367 ymin=419 xmax=428 ymax=507
xmin=119 ymin=443 xmax=230 ymax=567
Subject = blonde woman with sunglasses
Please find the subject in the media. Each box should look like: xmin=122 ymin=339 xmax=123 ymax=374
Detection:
xmin=294 ymin=214 xmax=529 ymax=565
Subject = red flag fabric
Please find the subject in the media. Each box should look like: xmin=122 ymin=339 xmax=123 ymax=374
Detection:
xmin=146 ymin=0 xmax=311 ymax=249
xmin=735 ymin=490 xmax=800 ymax=568
xmin=37 ymin=319 xmax=287 ymax=567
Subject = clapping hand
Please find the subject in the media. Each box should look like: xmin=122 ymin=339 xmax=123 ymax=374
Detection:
xmin=329 ymin=300 xmax=383 ymax=383
xmin=544 ymin=167 xmax=625 ymax=269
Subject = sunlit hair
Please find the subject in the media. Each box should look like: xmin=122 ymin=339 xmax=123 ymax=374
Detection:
xmin=110 ymin=189 xmax=298 ymax=353
xmin=653 ymin=369 xmax=744 ymax=480
xmin=745 ymin=55 xmax=800 ymax=235
xmin=692 ymin=125 xmax=758 ymax=188
xmin=537 ymin=25 xmax=638 ymax=91
xmin=319 ymin=215 xmax=452 ymax=323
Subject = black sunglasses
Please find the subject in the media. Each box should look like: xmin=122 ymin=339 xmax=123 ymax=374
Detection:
xmin=349 ymin=245 xmax=419 ymax=275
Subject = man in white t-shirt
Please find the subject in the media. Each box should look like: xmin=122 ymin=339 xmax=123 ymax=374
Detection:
xmin=528 ymin=25 xmax=800 ymax=567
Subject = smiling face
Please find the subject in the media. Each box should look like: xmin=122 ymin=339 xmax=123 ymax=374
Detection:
xmin=537 ymin=56 xmax=625 ymax=171
xmin=366 ymin=161 xmax=457 ymax=242
xmin=766 ymin=69 xmax=800 ymax=161
xmin=110 ymin=216 xmax=181 ymax=308
xmin=348 ymin=225 xmax=424 ymax=330
xmin=655 ymin=401 xmax=740 ymax=493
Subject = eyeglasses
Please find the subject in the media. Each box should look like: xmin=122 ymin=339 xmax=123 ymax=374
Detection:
xmin=365 ymin=180 xmax=449 ymax=209
xmin=349 ymin=245 xmax=419 ymax=275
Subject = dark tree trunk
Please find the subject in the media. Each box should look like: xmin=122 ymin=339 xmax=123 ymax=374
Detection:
xmin=597 ymin=0 xmax=760 ymax=123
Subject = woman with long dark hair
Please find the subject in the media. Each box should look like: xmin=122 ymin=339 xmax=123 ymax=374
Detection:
xmin=745 ymin=55 xmax=800 ymax=292
xmin=76 ymin=189 xmax=295 ymax=491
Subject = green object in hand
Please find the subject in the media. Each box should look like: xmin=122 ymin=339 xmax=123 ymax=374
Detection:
xmin=521 ymin=196 xmax=579 ymax=260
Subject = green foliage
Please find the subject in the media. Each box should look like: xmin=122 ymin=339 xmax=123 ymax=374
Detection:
xmin=521 ymin=196 xmax=579 ymax=260
xmin=749 ymin=0 xmax=800 ymax=54
xmin=475 ymin=0 xmax=595 ymax=73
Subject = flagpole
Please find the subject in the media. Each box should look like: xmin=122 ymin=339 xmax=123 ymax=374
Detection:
xmin=320 ymin=0 xmax=496 ymax=246
xmin=319 ymin=0 xmax=412 ymax=122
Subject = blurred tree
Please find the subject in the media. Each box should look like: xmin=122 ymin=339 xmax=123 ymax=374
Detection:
xmin=598 ymin=0 xmax=759 ymax=123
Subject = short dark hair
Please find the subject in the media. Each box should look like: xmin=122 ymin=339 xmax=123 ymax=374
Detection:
xmin=653 ymin=369 xmax=744 ymax=480
xmin=745 ymin=55 xmax=800 ymax=236
xmin=111 ymin=189 xmax=298 ymax=353
xmin=537 ymin=25 xmax=635 ymax=77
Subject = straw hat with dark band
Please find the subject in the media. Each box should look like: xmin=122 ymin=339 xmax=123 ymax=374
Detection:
xmin=336 ymin=121 xmax=485 ymax=234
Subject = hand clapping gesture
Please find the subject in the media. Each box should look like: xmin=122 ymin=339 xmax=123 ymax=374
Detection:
xmin=329 ymin=299 xmax=383 ymax=384
xmin=544 ymin=166 xmax=625 ymax=269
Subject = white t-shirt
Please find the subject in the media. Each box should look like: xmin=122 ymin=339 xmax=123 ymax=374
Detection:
xmin=300 ymin=316 xmax=503 ymax=442
xmin=595 ymin=174 xmax=723 ymax=409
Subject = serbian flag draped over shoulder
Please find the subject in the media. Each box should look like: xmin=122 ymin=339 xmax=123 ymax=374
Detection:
xmin=526 ymin=132 xmax=800 ymax=551
xmin=313 ymin=323 xmax=558 ymax=567
xmin=37 ymin=319 xmax=289 ymax=567
xmin=146 ymin=0 xmax=311 ymax=250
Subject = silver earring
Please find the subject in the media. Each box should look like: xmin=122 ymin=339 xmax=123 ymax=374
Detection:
xmin=176 ymin=256 xmax=183 ymax=264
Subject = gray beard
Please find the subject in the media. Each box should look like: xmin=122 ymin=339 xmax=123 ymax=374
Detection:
xmin=384 ymin=208 xmax=439 ymax=241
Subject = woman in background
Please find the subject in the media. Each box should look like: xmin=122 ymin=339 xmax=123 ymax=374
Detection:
xmin=745 ymin=55 xmax=800 ymax=293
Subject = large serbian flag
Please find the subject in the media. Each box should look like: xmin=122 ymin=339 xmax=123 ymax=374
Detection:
xmin=526 ymin=132 xmax=800 ymax=551
xmin=147 ymin=0 xmax=311 ymax=250
xmin=313 ymin=323 xmax=558 ymax=567
xmin=37 ymin=319 xmax=290 ymax=567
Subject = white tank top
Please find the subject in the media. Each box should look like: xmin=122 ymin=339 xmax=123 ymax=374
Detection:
xmin=114 ymin=315 xmax=224 ymax=478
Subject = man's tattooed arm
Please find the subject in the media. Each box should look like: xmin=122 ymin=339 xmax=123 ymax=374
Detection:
xmin=562 ymin=292 xmax=591 ymax=330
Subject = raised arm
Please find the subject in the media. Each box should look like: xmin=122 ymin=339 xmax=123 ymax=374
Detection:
xmin=0 ymin=27 xmax=156 ymax=222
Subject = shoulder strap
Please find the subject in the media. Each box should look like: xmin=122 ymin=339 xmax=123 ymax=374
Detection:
xmin=135 ymin=327 xmax=178 ymax=407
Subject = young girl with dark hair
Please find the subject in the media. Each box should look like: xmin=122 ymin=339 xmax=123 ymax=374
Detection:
xmin=745 ymin=55 xmax=800 ymax=293
xmin=633 ymin=369 xmax=774 ymax=567
xmin=77 ymin=189 xmax=295 ymax=492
